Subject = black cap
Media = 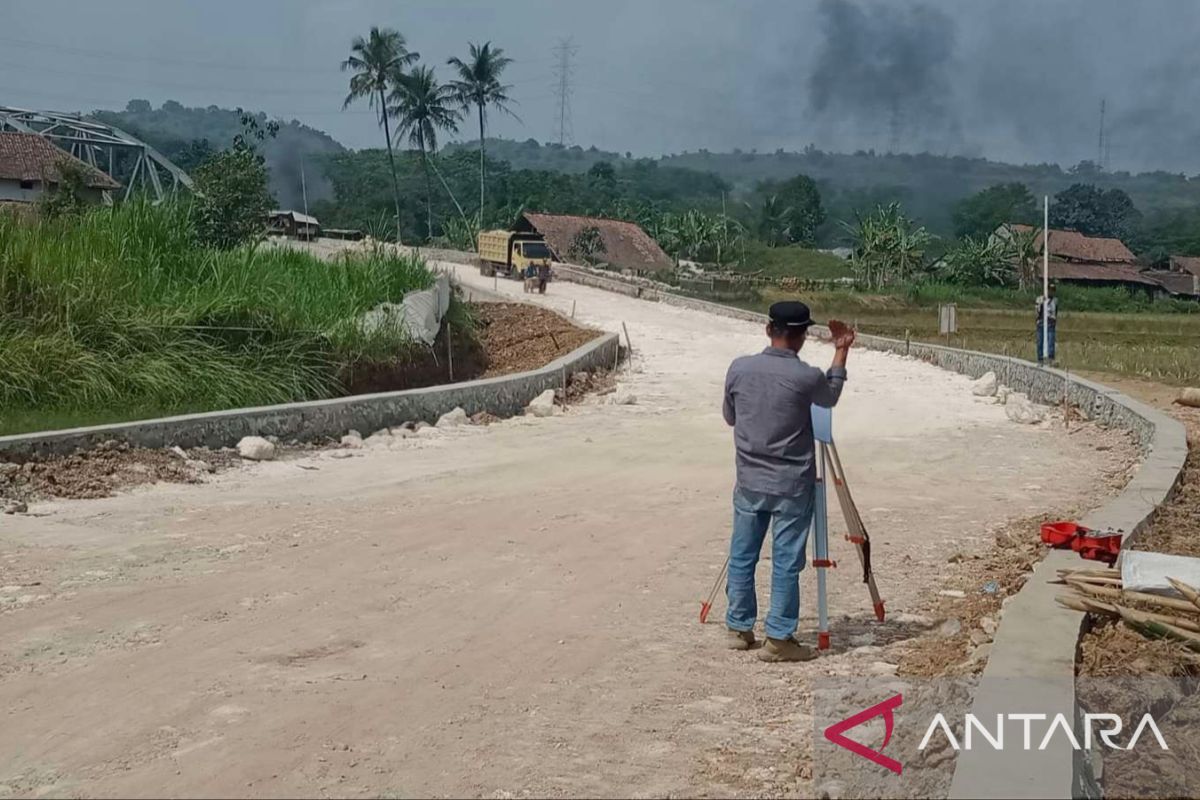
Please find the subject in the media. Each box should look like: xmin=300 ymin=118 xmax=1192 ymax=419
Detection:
xmin=769 ymin=300 xmax=814 ymax=328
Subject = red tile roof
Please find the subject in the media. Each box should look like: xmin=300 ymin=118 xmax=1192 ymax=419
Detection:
xmin=518 ymin=211 xmax=673 ymax=272
xmin=1008 ymin=224 xmax=1135 ymax=263
xmin=0 ymin=132 xmax=120 ymax=189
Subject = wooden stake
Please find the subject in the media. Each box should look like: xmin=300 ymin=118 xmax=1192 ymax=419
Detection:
xmin=1066 ymin=579 xmax=1200 ymax=615
xmin=561 ymin=366 xmax=568 ymax=411
xmin=1058 ymin=594 xmax=1200 ymax=633
xmin=1063 ymin=371 xmax=1070 ymax=431
xmin=571 ymin=299 xmax=577 ymax=318
xmin=1167 ymin=577 xmax=1200 ymax=612
xmin=1116 ymin=607 xmax=1200 ymax=651
xmin=446 ymin=323 xmax=454 ymax=382
xmin=622 ymin=322 xmax=634 ymax=355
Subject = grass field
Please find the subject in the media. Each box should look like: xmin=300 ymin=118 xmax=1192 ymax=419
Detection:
xmin=734 ymin=243 xmax=853 ymax=280
xmin=0 ymin=202 xmax=463 ymax=436
xmin=754 ymin=286 xmax=1200 ymax=386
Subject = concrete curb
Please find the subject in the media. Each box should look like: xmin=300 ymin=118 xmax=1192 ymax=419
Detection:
xmin=551 ymin=269 xmax=1188 ymax=798
xmin=0 ymin=333 xmax=620 ymax=459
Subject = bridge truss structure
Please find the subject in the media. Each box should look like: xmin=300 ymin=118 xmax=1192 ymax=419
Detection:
xmin=0 ymin=106 xmax=194 ymax=202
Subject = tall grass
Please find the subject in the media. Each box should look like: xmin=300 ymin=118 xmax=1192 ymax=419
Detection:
xmin=0 ymin=201 xmax=448 ymax=429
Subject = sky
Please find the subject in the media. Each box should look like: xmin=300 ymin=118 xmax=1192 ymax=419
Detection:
xmin=3 ymin=0 xmax=1200 ymax=173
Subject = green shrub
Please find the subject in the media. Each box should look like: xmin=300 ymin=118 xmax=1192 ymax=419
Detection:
xmin=0 ymin=200 xmax=448 ymax=429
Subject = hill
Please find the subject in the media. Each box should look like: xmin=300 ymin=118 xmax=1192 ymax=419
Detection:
xmin=447 ymin=138 xmax=1200 ymax=241
xmin=91 ymin=100 xmax=346 ymax=208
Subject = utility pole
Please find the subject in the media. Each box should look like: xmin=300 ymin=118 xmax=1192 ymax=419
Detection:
xmin=300 ymin=155 xmax=309 ymax=219
xmin=552 ymin=37 xmax=577 ymax=147
xmin=1097 ymin=98 xmax=1106 ymax=171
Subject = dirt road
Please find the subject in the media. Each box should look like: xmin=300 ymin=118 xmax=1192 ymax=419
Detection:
xmin=0 ymin=262 xmax=1128 ymax=798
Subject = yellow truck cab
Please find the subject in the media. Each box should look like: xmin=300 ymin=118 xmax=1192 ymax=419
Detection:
xmin=478 ymin=229 xmax=553 ymax=278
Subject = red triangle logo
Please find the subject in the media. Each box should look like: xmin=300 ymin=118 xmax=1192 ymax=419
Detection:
xmin=823 ymin=693 xmax=904 ymax=775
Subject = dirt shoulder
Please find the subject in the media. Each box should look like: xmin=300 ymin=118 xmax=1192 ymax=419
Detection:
xmin=1071 ymin=373 xmax=1200 ymax=799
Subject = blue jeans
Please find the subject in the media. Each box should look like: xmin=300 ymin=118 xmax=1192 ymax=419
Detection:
xmin=726 ymin=485 xmax=815 ymax=640
xmin=1036 ymin=324 xmax=1056 ymax=363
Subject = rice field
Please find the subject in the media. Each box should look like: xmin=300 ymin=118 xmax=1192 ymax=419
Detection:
xmin=0 ymin=202 xmax=462 ymax=436
xmin=757 ymin=288 xmax=1200 ymax=387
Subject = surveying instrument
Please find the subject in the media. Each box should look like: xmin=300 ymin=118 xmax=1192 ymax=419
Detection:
xmin=699 ymin=405 xmax=885 ymax=649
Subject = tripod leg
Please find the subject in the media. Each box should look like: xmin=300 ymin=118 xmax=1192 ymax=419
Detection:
xmin=700 ymin=554 xmax=730 ymax=624
xmin=824 ymin=444 xmax=886 ymax=622
xmin=814 ymin=444 xmax=831 ymax=649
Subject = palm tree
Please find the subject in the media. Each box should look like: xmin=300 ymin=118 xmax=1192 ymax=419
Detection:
xmin=390 ymin=65 xmax=461 ymax=240
xmin=447 ymin=42 xmax=518 ymax=222
xmin=341 ymin=27 xmax=418 ymax=241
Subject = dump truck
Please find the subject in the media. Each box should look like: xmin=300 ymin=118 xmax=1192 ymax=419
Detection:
xmin=477 ymin=229 xmax=553 ymax=279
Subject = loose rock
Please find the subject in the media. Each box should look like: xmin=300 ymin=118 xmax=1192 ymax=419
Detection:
xmin=340 ymin=433 xmax=364 ymax=449
xmin=971 ymin=371 xmax=998 ymax=397
xmin=1004 ymin=393 xmax=1046 ymax=424
xmin=4 ymin=500 xmax=28 ymax=514
xmin=938 ymin=618 xmax=962 ymax=637
xmin=436 ymin=407 xmax=469 ymax=428
xmin=526 ymin=389 xmax=561 ymax=418
xmin=236 ymin=436 xmax=276 ymax=461
xmin=610 ymin=388 xmax=638 ymax=406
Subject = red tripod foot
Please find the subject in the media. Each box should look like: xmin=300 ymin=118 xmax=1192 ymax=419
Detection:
xmin=699 ymin=601 xmax=712 ymax=624
xmin=818 ymin=631 xmax=831 ymax=650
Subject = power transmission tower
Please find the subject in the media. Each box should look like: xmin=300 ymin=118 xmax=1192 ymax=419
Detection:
xmin=551 ymin=37 xmax=577 ymax=146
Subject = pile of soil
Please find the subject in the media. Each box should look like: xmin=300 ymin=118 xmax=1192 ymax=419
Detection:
xmin=0 ymin=441 xmax=238 ymax=503
xmin=475 ymin=303 xmax=602 ymax=376
xmin=1129 ymin=404 xmax=1200 ymax=558
xmin=1073 ymin=400 xmax=1200 ymax=798
xmin=1080 ymin=403 xmax=1200 ymax=679
xmin=339 ymin=302 xmax=601 ymax=394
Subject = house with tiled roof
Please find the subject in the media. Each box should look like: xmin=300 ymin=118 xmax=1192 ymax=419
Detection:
xmin=0 ymin=131 xmax=119 ymax=206
xmin=992 ymin=223 xmax=1164 ymax=295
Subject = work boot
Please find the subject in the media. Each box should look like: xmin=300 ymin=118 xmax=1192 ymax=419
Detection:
xmin=757 ymin=635 xmax=818 ymax=663
xmin=725 ymin=628 xmax=755 ymax=650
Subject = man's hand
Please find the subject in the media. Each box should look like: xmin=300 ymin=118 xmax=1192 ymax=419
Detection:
xmin=827 ymin=319 xmax=856 ymax=350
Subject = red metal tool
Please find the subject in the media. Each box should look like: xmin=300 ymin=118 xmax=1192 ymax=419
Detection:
xmin=1041 ymin=521 xmax=1122 ymax=565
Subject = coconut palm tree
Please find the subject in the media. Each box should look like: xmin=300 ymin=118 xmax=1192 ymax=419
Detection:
xmin=446 ymin=42 xmax=518 ymax=221
xmin=390 ymin=65 xmax=461 ymax=240
xmin=341 ymin=27 xmax=418 ymax=241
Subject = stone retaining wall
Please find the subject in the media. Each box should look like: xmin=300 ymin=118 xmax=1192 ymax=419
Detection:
xmin=0 ymin=334 xmax=619 ymax=459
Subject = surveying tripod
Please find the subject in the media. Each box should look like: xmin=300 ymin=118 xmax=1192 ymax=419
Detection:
xmin=700 ymin=406 xmax=885 ymax=650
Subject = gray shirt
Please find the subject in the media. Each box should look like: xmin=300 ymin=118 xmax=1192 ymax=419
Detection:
xmin=723 ymin=347 xmax=847 ymax=497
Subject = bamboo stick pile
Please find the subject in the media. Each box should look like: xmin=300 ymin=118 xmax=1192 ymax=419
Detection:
xmin=1057 ymin=567 xmax=1200 ymax=652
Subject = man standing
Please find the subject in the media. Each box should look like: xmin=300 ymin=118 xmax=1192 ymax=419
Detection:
xmin=721 ymin=301 xmax=855 ymax=662
xmin=1036 ymin=282 xmax=1058 ymax=366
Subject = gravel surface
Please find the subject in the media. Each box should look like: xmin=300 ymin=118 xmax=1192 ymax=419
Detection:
xmin=0 ymin=248 xmax=1138 ymax=798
